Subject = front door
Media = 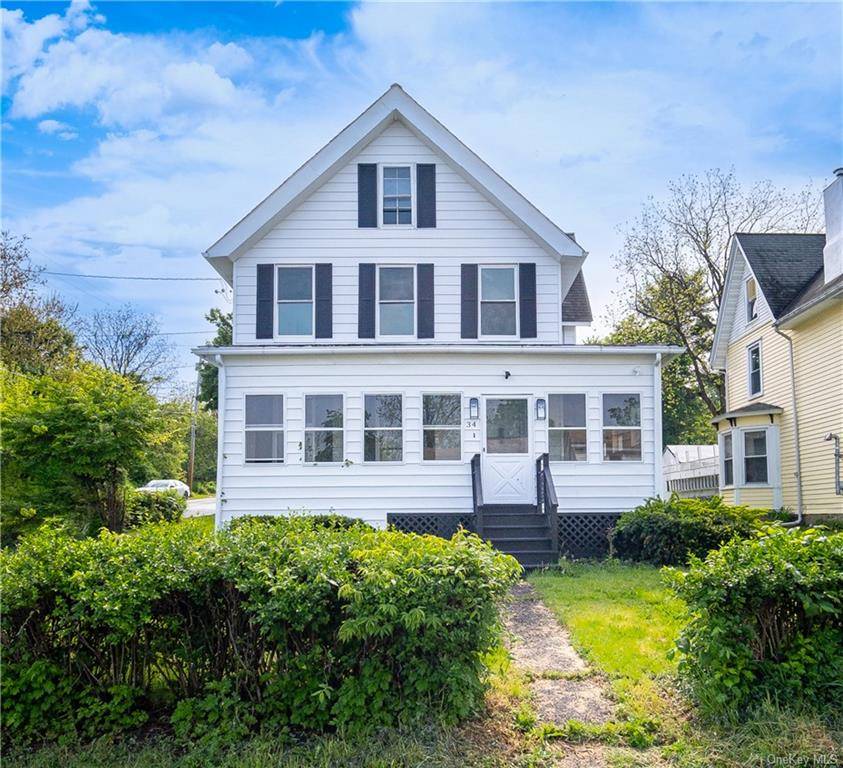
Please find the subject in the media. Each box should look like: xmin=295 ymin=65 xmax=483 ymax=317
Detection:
xmin=481 ymin=396 xmax=535 ymax=504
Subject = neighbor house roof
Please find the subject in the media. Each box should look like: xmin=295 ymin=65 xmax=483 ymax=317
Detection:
xmin=560 ymin=270 xmax=593 ymax=323
xmin=204 ymin=84 xmax=586 ymax=285
xmin=711 ymin=402 xmax=783 ymax=425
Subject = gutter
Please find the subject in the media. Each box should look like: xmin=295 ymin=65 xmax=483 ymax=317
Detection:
xmin=772 ymin=327 xmax=803 ymax=526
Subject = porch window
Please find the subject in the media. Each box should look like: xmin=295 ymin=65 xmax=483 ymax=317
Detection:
xmin=423 ymin=394 xmax=461 ymax=461
xmin=722 ymin=432 xmax=734 ymax=486
xmin=548 ymin=394 xmax=587 ymax=461
xmin=277 ymin=266 xmax=313 ymax=336
xmin=480 ymin=266 xmax=517 ymax=336
xmin=378 ymin=266 xmax=415 ymax=336
xmin=245 ymin=394 xmax=284 ymax=463
xmin=304 ymin=394 xmax=344 ymax=463
xmin=744 ymin=430 xmax=768 ymax=484
xmin=747 ymin=342 xmax=762 ymax=397
xmin=602 ymin=393 xmax=642 ymax=461
xmin=746 ymin=277 xmax=758 ymax=322
xmin=382 ymin=166 xmax=412 ymax=225
xmin=364 ymin=394 xmax=403 ymax=462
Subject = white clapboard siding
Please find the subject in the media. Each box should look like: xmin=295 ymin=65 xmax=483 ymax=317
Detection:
xmin=219 ymin=351 xmax=657 ymax=527
xmin=727 ymin=253 xmax=774 ymax=344
xmin=233 ymin=120 xmax=564 ymax=345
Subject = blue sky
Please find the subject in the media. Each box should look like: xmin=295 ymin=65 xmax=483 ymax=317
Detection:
xmin=2 ymin=1 xmax=840 ymax=385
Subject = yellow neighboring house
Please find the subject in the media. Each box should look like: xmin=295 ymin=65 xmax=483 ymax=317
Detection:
xmin=710 ymin=169 xmax=843 ymax=521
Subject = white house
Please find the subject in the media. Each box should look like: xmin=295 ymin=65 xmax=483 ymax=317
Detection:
xmin=195 ymin=85 xmax=680 ymax=565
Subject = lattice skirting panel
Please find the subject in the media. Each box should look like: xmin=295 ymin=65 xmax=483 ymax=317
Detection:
xmin=387 ymin=513 xmax=476 ymax=538
xmin=557 ymin=513 xmax=621 ymax=558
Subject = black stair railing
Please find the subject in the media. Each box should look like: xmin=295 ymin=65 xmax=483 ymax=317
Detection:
xmin=470 ymin=454 xmax=484 ymax=539
xmin=536 ymin=453 xmax=559 ymax=558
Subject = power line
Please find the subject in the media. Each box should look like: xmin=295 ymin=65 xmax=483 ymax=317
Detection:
xmin=44 ymin=271 xmax=219 ymax=282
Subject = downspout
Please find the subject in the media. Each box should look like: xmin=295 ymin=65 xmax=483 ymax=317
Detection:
xmin=773 ymin=327 xmax=803 ymax=526
xmin=653 ymin=353 xmax=664 ymax=498
xmin=213 ymin=354 xmax=226 ymax=531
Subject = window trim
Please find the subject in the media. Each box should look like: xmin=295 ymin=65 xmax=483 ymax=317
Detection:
xmin=275 ymin=264 xmax=315 ymax=340
xmin=376 ymin=264 xmax=417 ymax=339
xmin=742 ymin=428 xmax=770 ymax=486
xmin=421 ymin=392 xmax=463 ymax=464
xmin=600 ymin=391 xmax=644 ymax=463
xmin=547 ymin=392 xmax=588 ymax=463
xmin=363 ymin=392 xmax=405 ymax=464
xmin=303 ymin=393 xmax=345 ymax=465
xmin=747 ymin=340 xmax=763 ymax=399
xmin=378 ymin=164 xmax=415 ymax=228
xmin=745 ymin=276 xmax=759 ymax=324
xmin=478 ymin=265 xmax=519 ymax=340
xmin=720 ymin=430 xmax=734 ymax=489
xmin=243 ymin=392 xmax=285 ymax=465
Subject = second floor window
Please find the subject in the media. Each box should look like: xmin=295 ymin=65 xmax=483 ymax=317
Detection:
xmin=480 ymin=266 xmax=517 ymax=336
xmin=277 ymin=266 xmax=313 ymax=336
xmin=549 ymin=394 xmax=587 ymax=461
xmin=748 ymin=342 xmax=762 ymax=397
xmin=602 ymin=393 xmax=642 ymax=461
xmin=383 ymin=166 xmax=411 ymax=225
xmin=245 ymin=394 xmax=284 ymax=463
xmin=378 ymin=266 xmax=415 ymax=336
xmin=364 ymin=394 xmax=403 ymax=462
xmin=745 ymin=277 xmax=758 ymax=322
xmin=304 ymin=394 xmax=343 ymax=463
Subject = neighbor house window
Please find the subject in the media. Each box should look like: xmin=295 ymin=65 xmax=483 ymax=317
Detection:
xmin=602 ymin=393 xmax=642 ymax=461
xmin=245 ymin=395 xmax=284 ymax=463
xmin=722 ymin=432 xmax=734 ymax=486
xmin=423 ymin=394 xmax=461 ymax=461
xmin=548 ymin=394 xmax=587 ymax=462
xmin=744 ymin=430 xmax=768 ymax=484
xmin=378 ymin=266 xmax=415 ymax=336
xmin=277 ymin=266 xmax=313 ymax=336
xmin=364 ymin=394 xmax=403 ymax=462
xmin=304 ymin=394 xmax=343 ymax=463
xmin=745 ymin=277 xmax=758 ymax=322
xmin=747 ymin=342 xmax=762 ymax=397
xmin=382 ymin=166 xmax=411 ymax=225
xmin=480 ymin=266 xmax=517 ymax=336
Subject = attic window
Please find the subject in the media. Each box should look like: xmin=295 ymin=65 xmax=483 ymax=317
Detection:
xmin=382 ymin=166 xmax=412 ymax=225
xmin=745 ymin=277 xmax=758 ymax=322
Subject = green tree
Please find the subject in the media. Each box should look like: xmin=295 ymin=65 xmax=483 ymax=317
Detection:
xmin=1 ymin=363 xmax=181 ymax=534
xmin=188 ymin=406 xmax=218 ymax=484
xmin=197 ymin=308 xmax=232 ymax=410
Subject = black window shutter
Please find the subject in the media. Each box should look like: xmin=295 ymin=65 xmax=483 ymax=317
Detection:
xmin=416 ymin=164 xmax=436 ymax=228
xmin=358 ymin=164 xmax=377 ymax=228
xmin=417 ymin=263 xmax=435 ymax=338
xmin=519 ymin=263 xmax=537 ymax=338
xmin=358 ymin=264 xmax=376 ymax=338
xmin=315 ymin=264 xmax=333 ymax=339
xmin=460 ymin=264 xmax=478 ymax=339
xmin=256 ymin=264 xmax=274 ymax=339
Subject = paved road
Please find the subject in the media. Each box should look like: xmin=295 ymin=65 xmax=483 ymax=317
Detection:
xmin=186 ymin=497 xmax=215 ymax=518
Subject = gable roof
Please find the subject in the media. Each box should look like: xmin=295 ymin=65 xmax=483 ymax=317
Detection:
xmin=204 ymin=84 xmax=586 ymax=283
xmin=560 ymin=270 xmax=592 ymax=323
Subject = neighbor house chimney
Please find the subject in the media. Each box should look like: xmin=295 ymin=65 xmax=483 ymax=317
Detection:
xmin=822 ymin=167 xmax=843 ymax=283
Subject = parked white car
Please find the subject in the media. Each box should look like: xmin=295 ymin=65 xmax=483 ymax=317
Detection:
xmin=137 ymin=480 xmax=190 ymax=499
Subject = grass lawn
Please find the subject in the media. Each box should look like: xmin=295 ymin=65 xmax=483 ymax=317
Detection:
xmin=179 ymin=513 xmax=214 ymax=534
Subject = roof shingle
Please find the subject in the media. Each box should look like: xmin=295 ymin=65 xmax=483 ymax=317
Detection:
xmin=560 ymin=270 xmax=593 ymax=323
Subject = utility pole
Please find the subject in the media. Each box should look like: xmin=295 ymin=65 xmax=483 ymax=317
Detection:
xmin=187 ymin=363 xmax=201 ymax=491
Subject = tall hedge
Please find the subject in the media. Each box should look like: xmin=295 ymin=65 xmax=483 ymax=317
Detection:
xmin=1 ymin=518 xmax=520 ymax=746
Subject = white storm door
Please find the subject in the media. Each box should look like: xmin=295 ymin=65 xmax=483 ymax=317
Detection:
xmin=481 ymin=396 xmax=535 ymax=504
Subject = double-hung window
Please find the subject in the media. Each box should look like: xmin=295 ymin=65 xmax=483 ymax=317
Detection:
xmin=304 ymin=394 xmax=343 ymax=463
xmin=745 ymin=277 xmax=758 ymax=322
xmin=244 ymin=395 xmax=284 ymax=463
xmin=277 ymin=266 xmax=313 ymax=336
xmin=480 ymin=266 xmax=517 ymax=336
xmin=722 ymin=432 xmax=734 ymax=486
xmin=747 ymin=342 xmax=762 ymax=397
xmin=602 ymin=393 xmax=642 ymax=461
xmin=744 ymin=430 xmax=768 ymax=484
xmin=364 ymin=394 xmax=403 ymax=462
xmin=548 ymin=394 xmax=587 ymax=461
xmin=378 ymin=266 xmax=415 ymax=336
xmin=382 ymin=166 xmax=411 ymax=225
xmin=423 ymin=394 xmax=461 ymax=461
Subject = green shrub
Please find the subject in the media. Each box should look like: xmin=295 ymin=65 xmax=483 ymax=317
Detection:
xmin=193 ymin=480 xmax=216 ymax=496
xmin=1 ymin=517 xmax=519 ymax=747
xmin=610 ymin=495 xmax=766 ymax=566
xmin=667 ymin=526 xmax=843 ymax=717
xmin=123 ymin=489 xmax=186 ymax=529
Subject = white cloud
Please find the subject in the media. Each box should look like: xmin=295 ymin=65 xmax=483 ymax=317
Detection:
xmin=37 ymin=118 xmax=78 ymax=140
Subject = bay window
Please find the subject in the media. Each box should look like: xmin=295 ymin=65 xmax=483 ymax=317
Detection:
xmin=744 ymin=430 xmax=768 ymax=484
xmin=722 ymin=432 xmax=734 ymax=486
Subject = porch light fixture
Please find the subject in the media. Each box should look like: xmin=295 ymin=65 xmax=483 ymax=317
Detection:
xmin=536 ymin=398 xmax=547 ymax=421
xmin=469 ymin=398 xmax=479 ymax=420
